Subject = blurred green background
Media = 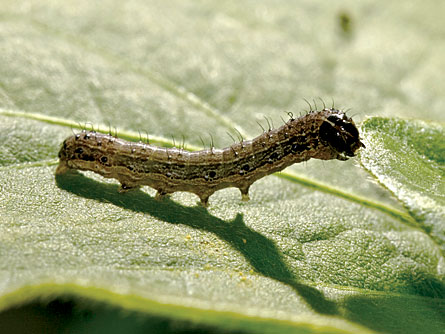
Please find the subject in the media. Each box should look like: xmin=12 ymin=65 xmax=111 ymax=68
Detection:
xmin=0 ymin=1 xmax=444 ymax=333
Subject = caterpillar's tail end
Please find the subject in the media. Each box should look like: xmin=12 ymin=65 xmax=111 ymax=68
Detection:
xmin=55 ymin=160 xmax=70 ymax=175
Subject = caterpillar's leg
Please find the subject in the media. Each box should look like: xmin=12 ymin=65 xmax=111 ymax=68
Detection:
xmin=118 ymin=183 xmax=140 ymax=193
xmin=336 ymin=154 xmax=349 ymax=161
xmin=195 ymin=190 xmax=214 ymax=207
xmin=198 ymin=194 xmax=210 ymax=207
xmin=155 ymin=190 xmax=170 ymax=201
xmin=239 ymin=185 xmax=250 ymax=202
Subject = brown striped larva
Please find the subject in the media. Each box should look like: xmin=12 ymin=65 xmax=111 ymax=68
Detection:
xmin=56 ymin=108 xmax=364 ymax=206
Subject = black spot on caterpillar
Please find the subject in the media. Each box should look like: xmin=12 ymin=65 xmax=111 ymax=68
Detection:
xmin=56 ymin=108 xmax=365 ymax=206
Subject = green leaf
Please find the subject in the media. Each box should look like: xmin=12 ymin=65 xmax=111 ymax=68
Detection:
xmin=1 ymin=1 xmax=444 ymax=333
xmin=360 ymin=118 xmax=445 ymax=252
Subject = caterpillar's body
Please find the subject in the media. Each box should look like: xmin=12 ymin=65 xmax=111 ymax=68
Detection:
xmin=56 ymin=108 xmax=364 ymax=206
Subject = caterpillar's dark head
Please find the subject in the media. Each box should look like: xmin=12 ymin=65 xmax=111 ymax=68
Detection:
xmin=319 ymin=109 xmax=365 ymax=160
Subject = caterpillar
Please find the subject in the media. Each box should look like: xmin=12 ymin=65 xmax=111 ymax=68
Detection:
xmin=56 ymin=108 xmax=364 ymax=206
